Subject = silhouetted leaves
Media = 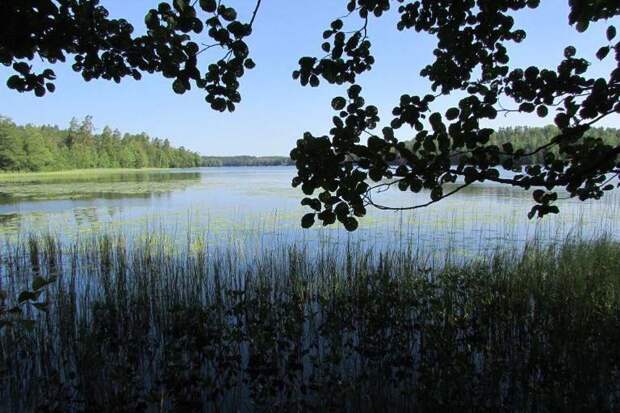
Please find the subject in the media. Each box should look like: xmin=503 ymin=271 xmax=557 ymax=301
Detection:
xmin=292 ymin=0 xmax=620 ymax=228
xmin=1 ymin=0 xmax=259 ymax=110
xmin=301 ymin=213 xmax=315 ymax=228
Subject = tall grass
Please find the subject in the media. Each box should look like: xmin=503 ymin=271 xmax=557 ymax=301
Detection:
xmin=1 ymin=233 xmax=619 ymax=412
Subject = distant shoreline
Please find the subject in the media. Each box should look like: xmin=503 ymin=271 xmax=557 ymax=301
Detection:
xmin=201 ymin=155 xmax=293 ymax=167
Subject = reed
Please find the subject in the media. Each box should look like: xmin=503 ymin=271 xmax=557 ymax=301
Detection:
xmin=1 ymin=232 xmax=619 ymax=412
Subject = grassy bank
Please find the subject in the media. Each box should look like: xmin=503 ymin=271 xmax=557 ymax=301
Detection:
xmin=1 ymin=234 xmax=619 ymax=412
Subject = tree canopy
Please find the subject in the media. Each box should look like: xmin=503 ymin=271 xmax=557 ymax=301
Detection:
xmin=2 ymin=0 xmax=619 ymax=230
xmin=0 ymin=116 xmax=201 ymax=171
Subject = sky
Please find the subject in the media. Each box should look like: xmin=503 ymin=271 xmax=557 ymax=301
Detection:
xmin=0 ymin=1 xmax=618 ymax=156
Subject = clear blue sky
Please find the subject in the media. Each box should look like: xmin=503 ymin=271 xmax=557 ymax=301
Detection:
xmin=0 ymin=1 xmax=617 ymax=156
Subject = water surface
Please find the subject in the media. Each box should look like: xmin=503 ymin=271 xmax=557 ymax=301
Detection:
xmin=0 ymin=166 xmax=618 ymax=259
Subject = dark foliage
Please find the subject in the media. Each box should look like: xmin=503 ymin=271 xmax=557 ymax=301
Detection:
xmin=2 ymin=1 xmax=619 ymax=229
xmin=1 ymin=0 xmax=261 ymax=112
xmin=291 ymin=0 xmax=620 ymax=228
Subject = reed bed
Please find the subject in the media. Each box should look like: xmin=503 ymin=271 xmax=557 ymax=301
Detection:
xmin=1 ymin=233 xmax=619 ymax=412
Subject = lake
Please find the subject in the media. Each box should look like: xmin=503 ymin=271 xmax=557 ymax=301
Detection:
xmin=1 ymin=166 xmax=618 ymax=260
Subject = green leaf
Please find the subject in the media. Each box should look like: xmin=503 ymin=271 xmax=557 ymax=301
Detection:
xmin=607 ymin=26 xmax=616 ymax=41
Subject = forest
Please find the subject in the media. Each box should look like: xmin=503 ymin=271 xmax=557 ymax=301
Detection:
xmin=401 ymin=125 xmax=619 ymax=165
xmin=2 ymin=117 xmax=617 ymax=173
xmin=487 ymin=125 xmax=620 ymax=164
xmin=0 ymin=116 xmax=202 ymax=172
xmin=201 ymin=155 xmax=293 ymax=167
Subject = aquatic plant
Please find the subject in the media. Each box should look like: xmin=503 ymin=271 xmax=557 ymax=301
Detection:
xmin=1 ymin=233 xmax=619 ymax=412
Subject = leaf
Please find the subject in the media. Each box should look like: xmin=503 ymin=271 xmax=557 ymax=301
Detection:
xmin=343 ymin=217 xmax=358 ymax=232
xmin=536 ymin=105 xmax=548 ymax=118
xmin=172 ymin=79 xmax=186 ymax=94
xmin=607 ymin=25 xmax=616 ymax=41
xmin=445 ymin=107 xmax=459 ymax=121
xmin=533 ymin=189 xmax=545 ymax=202
xmin=42 ymin=69 xmax=56 ymax=79
xmin=347 ymin=85 xmax=362 ymax=98
xmin=596 ymin=46 xmax=610 ymax=60
xmin=330 ymin=19 xmax=343 ymax=31
xmin=6 ymin=75 xmax=21 ymax=89
xmin=564 ymin=46 xmax=576 ymax=58
xmin=519 ymin=102 xmax=535 ymax=113
xmin=220 ymin=7 xmax=237 ymax=22
xmin=331 ymin=97 xmax=346 ymax=111
xmin=173 ymin=0 xmax=187 ymax=12
xmin=244 ymin=58 xmax=256 ymax=69
xmin=145 ymin=10 xmax=159 ymax=29
xmin=575 ymin=20 xmax=589 ymax=33
xmin=199 ymin=0 xmax=217 ymax=12
xmin=301 ymin=213 xmax=315 ymax=229
xmin=12 ymin=62 xmax=30 ymax=75
xmin=18 ymin=291 xmax=37 ymax=304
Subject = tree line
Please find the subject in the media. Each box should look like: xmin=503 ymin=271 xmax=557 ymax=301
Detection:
xmin=201 ymin=155 xmax=293 ymax=167
xmin=0 ymin=116 xmax=202 ymax=172
xmin=487 ymin=125 xmax=620 ymax=165
xmin=402 ymin=125 xmax=619 ymax=166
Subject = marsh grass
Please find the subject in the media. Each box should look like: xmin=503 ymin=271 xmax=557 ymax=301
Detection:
xmin=1 ymin=232 xmax=619 ymax=412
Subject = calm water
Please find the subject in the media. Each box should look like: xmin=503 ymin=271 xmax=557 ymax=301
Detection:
xmin=0 ymin=166 xmax=618 ymax=259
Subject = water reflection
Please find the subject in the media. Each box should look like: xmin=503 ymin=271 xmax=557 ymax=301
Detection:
xmin=0 ymin=169 xmax=202 ymax=204
xmin=0 ymin=166 xmax=618 ymax=261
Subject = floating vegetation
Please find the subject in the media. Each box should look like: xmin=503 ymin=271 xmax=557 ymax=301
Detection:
xmin=0 ymin=169 xmax=202 ymax=202
xmin=1 ymin=232 xmax=619 ymax=412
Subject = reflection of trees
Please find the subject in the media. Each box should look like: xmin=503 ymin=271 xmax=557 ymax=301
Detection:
xmin=0 ymin=171 xmax=203 ymax=203
xmin=0 ymin=213 xmax=22 ymax=232
xmin=18 ymin=171 xmax=202 ymax=185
